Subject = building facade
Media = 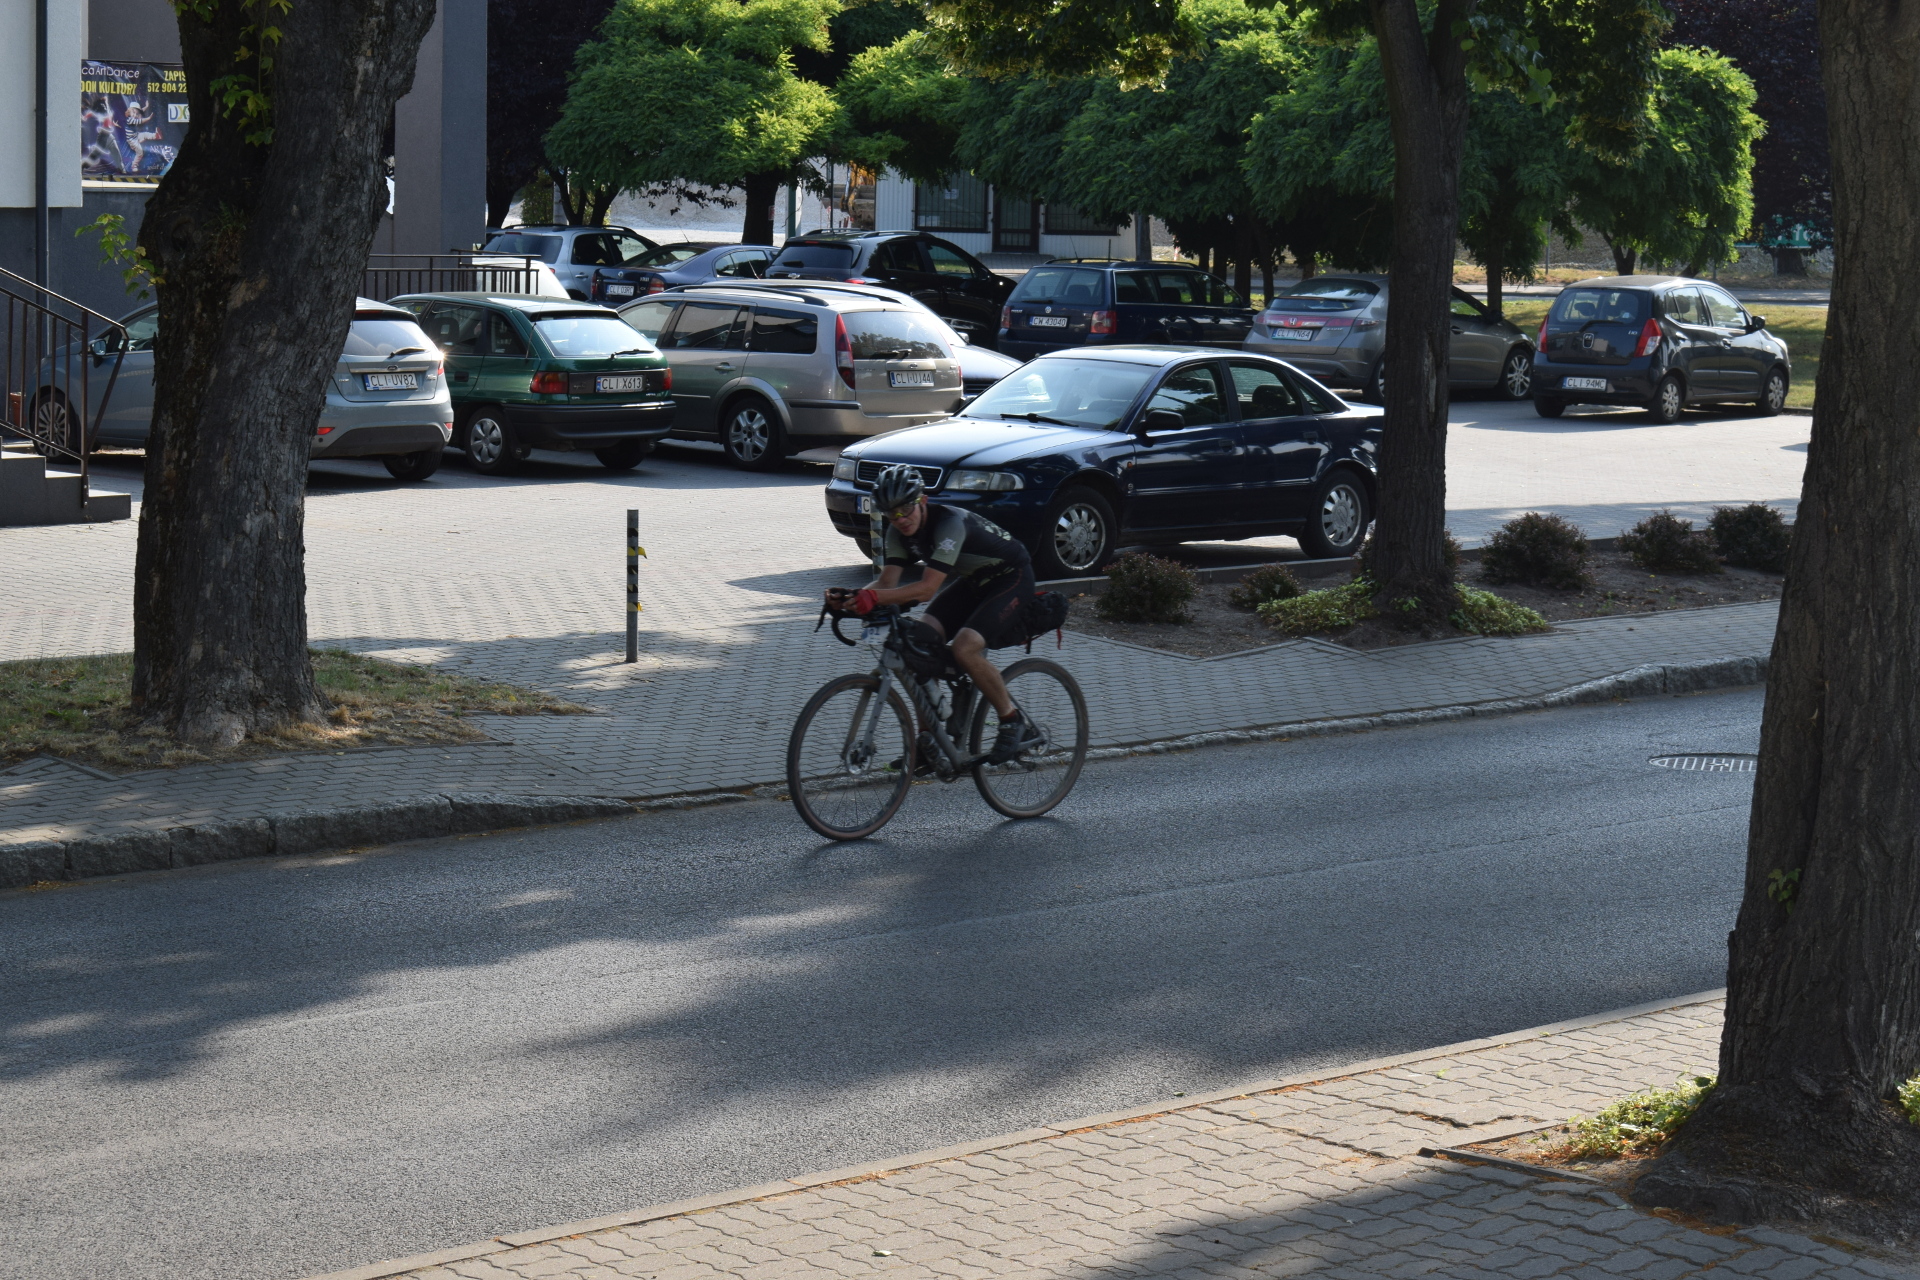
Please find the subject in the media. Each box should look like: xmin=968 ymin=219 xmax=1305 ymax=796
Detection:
xmin=872 ymin=171 xmax=1140 ymax=261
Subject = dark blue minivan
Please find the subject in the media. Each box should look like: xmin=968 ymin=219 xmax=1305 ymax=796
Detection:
xmin=999 ymin=261 xmax=1255 ymax=359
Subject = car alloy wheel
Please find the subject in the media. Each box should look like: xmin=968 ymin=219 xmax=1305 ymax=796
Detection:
xmin=727 ymin=406 xmax=770 ymax=463
xmin=31 ymin=391 xmax=84 ymax=455
xmin=1761 ymin=370 xmax=1788 ymax=415
xmin=1499 ymin=349 xmax=1533 ymax=399
xmin=1319 ymin=482 xmax=1365 ymax=551
xmin=1370 ymin=361 xmax=1387 ymax=404
xmin=1051 ymin=500 xmax=1109 ymax=574
xmin=1651 ymin=376 xmax=1685 ymax=424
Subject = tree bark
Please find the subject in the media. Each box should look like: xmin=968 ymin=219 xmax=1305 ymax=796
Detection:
xmin=1232 ymin=217 xmax=1255 ymax=301
xmin=1484 ymin=238 xmax=1504 ymax=319
xmin=742 ymin=172 xmax=781 ymax=246
xmin=1603 ymin=233 xmax=1637 ymax=275
xmin=1632 ymin=0 xmax=1920 ymax=1242
xmin=133 ymin=0 xmax=437 ymax=745
xmin=1297 ymin=249 xmax=1317 ymax=279
xmin=1365 ymin=0 xmax=1473 ymax=630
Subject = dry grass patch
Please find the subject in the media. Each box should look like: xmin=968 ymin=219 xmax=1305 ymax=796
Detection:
xmin=0 ymin=649 xmax=589 ymax=773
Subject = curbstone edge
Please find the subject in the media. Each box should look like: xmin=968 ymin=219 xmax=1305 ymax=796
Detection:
xmin=271 ymin=799 xmax=454 ymax=858
xmin=0 ymin=840 xmax=65 ymax=889
xmin=64 ymin=829 xmax=173 ymax=880
xmin=447 ymin=793 xmax=635 ymax=832
xmin=169 ymin=818 xmax=274 ymax=868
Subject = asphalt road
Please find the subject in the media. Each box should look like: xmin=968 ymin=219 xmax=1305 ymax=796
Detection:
xmin=1 ymin=689 xmax=1762 ymax=1280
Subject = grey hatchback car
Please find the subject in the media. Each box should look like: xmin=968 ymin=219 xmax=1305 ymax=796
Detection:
xmin=481 ymin=225 xmax=661 ymax=300
xmin=1248 ymin=274 xmax=1536 ymax=402
xmin=31 ymin=298 xmax=454 ymax=480
xmin=617 ymin=281 xmax=963 ymax=470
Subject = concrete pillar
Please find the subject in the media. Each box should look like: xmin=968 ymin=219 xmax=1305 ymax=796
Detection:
xmin=389 ymin=0 xmax=486 ymax=255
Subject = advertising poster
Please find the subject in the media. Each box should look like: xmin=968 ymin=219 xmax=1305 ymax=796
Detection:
xmin=81 ymin=61 xmax=189 ymax=183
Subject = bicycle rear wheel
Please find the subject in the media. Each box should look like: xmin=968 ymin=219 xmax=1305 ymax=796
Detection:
xmin=787 ymin=674 xmax=916 ymax=839
xmin=968 ymin=658 xmax=1089 ymax=819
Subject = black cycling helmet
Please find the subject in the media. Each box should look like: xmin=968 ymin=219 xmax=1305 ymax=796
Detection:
xmin=871 ymin=464 xmax=926 ymax=515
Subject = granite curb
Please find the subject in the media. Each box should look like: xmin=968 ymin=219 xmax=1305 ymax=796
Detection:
xmin=298 ymin=988 xmax=1728 ymax=1280
xmin=0 ymin=793 xmax=636 ymax=890
xmin=1 ymin=654 xmax=1767 ymax=891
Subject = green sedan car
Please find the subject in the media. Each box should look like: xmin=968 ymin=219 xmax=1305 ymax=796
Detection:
xmin=389 ymin=293 xmax=676 ymax=474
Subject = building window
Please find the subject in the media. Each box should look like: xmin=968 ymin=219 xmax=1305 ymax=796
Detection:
xmin=914 ymin=174 xmax=987 ymax=232
xmin=1044 ymin=203 xmax=1120 ymax=237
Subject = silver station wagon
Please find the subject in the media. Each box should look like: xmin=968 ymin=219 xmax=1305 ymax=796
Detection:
xmin=617 ymin=281 xmax=965 ymax=470
xmin=29 ymin=298 xmax=454 ymax=480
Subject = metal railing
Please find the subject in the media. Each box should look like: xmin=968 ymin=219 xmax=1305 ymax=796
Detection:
xmin=363 ymin=254 xmax=543 ymax=302
xmin=0 ymin=265 xmax=128 ymax=510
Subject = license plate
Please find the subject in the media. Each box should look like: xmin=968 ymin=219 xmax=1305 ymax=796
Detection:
xmin=362 ymin=372 xmax=418 ymax=390
xmin=596 ymin=375 xmax=649 ymax=393
xmin=1272 ymin=327 xmax=1316 ymax=341
xmin=1564 ymin=376 xmax=1610 ymax=391
xmin=1028 ymin=315 xmax=1068 ymax=328
xmin=858 ymin=495 xmax=874 ymax=514
xmin=604 ymin=284 xmax=634 ymax=297
xmin=889 ymin=370 xmax=935 ymax=387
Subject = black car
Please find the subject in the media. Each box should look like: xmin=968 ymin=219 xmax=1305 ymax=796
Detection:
xmin=824 ymin=346 xmax=1381 ymax=579
xmin=767 ymin=230 xmax=1014 ymax=349
xmin=1533 ymin=275 xmax=1792 ymax=421
xmin=589 ymin=242 xmax=776 ymax=303
xmin=998 ymin=260 xmax=1256 ymax=361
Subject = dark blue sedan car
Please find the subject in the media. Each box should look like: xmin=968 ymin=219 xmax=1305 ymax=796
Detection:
xmin=824 ymin=346 xmax=1381 ymax=579
xmin=588 ymin=243 xmax=777 ymax=304
xmin=998 ymin=260 xmax=1256 ymax=361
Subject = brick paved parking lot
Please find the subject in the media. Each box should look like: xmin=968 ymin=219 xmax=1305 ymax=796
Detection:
xmin=0 ymin=399 xmax=1808 ymax=847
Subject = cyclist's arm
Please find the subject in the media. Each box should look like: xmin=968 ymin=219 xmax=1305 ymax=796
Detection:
xmin=867 ymin=566 xmax=945 ymax=607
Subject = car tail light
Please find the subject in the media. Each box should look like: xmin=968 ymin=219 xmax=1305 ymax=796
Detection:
xmin=845 ymin=276 xmax=883 ymax=285
xmin=1090 ymin=310 xmax=1117 ymax=335
xmin=646 ymin=278 xmax=665 ymax=294
xmin=1537 ymin=317 xmax=1549 ymax=351
xmin=432 ymin=362 xmax=444 ymax=379
xmin=1000 ymin=305 xmax=1011 ymax=331
xmin=530 ymin=371 xmax=567 ymax=394
xmin=1634 ymin=317 xmax=1663 ymax=357
xmin=659 ymin=367 xmax=672 ymax=391
xmin=835 ymin=314 xmax=855 ymax=388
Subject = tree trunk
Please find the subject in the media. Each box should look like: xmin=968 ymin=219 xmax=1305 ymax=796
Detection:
xmin=742 ymin=172 xmax=781 ymax=246
xmin=1233 ymin=218 xmax=1255 ymax=301
xmin=133 ymin=0 xmax=436 ymax=746
xmin=1261 ymin=258 xmax=1274 ymax=308
xmin=1632 ymin=0 xmax=1920 ymax=1242
xmin=1485 ymin=238 xmax=1504 ymax=319
xmin=1297 ymin=249 xmax=1317 ymax=279
xmin=1365 ymin=0 xmax=1473 ymax=630
xmin=1603 ymin=234 xmax=1637 ymax=276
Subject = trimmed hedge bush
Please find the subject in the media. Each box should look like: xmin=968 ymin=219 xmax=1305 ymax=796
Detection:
xmin=1479 ymin=512 xmax=1592 ymax=590
xmin=1451 ymin=587 xmax=1550 ymax=635
xmin=1096 ymin=553 xmax=1198 ymax=623
xmin=1619 ymin=511 xmax=1723 ymax=574
xmin=1227 ymin=563 xmax=1303 ymax=611
xmin=1710 ymin=503 xmax=1791 ymax=573
xmin=1258 ymin=578 xmax=1549 ymax=637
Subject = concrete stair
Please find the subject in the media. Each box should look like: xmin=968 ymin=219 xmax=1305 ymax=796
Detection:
xmin=0 ymin=446 xmax=132 ymax=527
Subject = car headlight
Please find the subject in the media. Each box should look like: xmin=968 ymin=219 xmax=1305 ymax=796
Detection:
xmin=833 ymin=458 xmax=858 ymax=482
xmin=945 ymin=469 xmax=1024 ymax=492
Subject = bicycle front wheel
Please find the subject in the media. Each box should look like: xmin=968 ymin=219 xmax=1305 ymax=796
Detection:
xmin=786 ymin=674 xmax=916 ymax=840
xmin=968 ymin=658 xmax=1089 ymax=819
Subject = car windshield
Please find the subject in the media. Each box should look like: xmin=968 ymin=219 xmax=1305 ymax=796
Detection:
xmin=966 ymin=358 xmax=1154 ymax=430
xmin=630 ymin=244 xmax=706 ymax=268
xmin=773 ymin=244 xmax=856 ymax=270
xmin=1551 ymin=288 xmax=1648 ymax=325
xmin=1010 ymin=267 xmax=1105 ymax=305
xmin=570 ymin=231 xmax=655 ymax=266
xmin=482 ymin=233 xmax=562 ymax=263
xmin=843 ymin=311 xmax=952 ymax=360
xmin=533 ymin=314 xmax=655 ymax=357
xmin=342 ymin=316 xmax=431 ymax=359
xmin=1277 ymin=278 xmax=1379 ymax=312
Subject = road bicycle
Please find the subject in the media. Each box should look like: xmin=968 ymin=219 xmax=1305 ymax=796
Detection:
xmin=786 ymin=604 xmax=1089 ymax=839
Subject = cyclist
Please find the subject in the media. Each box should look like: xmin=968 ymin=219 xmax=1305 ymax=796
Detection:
xmin=826 ymin=464 xmax=1045 ymax=764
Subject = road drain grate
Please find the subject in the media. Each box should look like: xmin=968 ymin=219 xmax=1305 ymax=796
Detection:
xmin=1651 ymin=753 xmax=1758 ymax=773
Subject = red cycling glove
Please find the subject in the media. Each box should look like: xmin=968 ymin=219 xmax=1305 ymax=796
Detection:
xmin=851 ymin=589 xmax=879 ymax=616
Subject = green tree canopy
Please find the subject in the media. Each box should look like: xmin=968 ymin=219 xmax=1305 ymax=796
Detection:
xmin=1563 ymin=46 xmax=1761 ymax=275
xmin=546 ymin=0 xmax=842 ymax=239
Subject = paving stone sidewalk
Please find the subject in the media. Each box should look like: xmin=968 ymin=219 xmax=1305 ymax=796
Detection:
xmin=312 ymin=994 xmax=1915 ymax=1280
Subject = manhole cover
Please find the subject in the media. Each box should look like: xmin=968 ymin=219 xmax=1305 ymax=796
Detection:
xmin=1650 ymin=753 xmax=1758 ymax=773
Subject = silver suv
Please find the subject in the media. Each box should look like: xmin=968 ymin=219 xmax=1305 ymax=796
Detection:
xmin=616 ymin=282 xmax=963 ymax=470
xmin=481 ymin=225 xmax=660 ymax=300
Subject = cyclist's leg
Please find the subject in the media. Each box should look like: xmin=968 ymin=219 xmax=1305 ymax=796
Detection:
xmin=947 ymin=567 xmax=1033 ymax=719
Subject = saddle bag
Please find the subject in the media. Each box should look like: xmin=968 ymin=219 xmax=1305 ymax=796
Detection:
xmin=996 ymin=590 xmax=1071 ymax=651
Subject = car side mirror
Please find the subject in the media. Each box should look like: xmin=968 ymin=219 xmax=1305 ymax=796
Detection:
xmin=1747 ymin=315 xmax=1767 ymax=331
xmin=1138 ymin=407 xmax=1185 ymax=434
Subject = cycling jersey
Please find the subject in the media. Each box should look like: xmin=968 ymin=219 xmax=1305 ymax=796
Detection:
xmin=883 ymin=504 xmax=1030 ymax=584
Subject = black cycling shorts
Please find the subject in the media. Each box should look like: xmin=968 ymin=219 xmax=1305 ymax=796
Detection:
xmin=925 ymin=566 xmax=1034 ymax=649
